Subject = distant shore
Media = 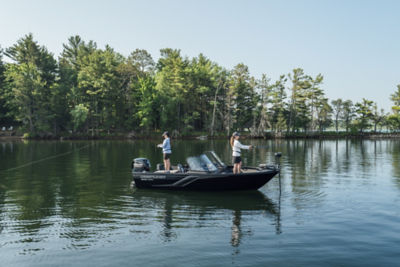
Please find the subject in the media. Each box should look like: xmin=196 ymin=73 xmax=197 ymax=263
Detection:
xmin=1 ymin=131 xmax=400 ymax=141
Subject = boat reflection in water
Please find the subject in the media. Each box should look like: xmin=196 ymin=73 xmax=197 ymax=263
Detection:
xmin=130 ymin=189 xmax=281 ymax=249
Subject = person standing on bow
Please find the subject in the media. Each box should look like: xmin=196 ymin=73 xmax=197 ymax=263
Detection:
xmin=230 ymin=132 xmax=252 ymax=174
xmin=158 ymin=131 xmax=172 ymax=171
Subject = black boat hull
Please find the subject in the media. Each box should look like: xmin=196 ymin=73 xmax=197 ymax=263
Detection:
xmin=132 ymin=169 xmax=279 ymax=191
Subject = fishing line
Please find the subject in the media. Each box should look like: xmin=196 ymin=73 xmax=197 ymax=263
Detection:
xmin=0 ymin=143 xmax=91 ymax=173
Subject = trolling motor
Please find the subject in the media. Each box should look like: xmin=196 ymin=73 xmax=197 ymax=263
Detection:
xmin=274 ymin=152 xmax=282 ymax=170
xmin=258 ymin=152 xmax=282 ymax=171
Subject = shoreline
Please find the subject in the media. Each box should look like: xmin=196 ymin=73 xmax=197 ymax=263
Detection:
xmin=2 ymin=132 xmax=400 ymax=141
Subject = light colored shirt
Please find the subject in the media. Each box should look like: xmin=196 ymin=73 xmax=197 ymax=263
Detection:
xmin=232 ymin=140 xmax=250 ymax=157
xmin=161 ymin=138 xmax=171 ymax=154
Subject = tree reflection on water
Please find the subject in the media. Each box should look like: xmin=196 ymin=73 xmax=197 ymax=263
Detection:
xmin=129 ymin=189 xmax=281 ymax=248
xmin=1 ymin=139 xmax=400 ymax=259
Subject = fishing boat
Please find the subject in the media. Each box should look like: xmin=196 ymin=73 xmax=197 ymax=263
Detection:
xmin=131 ymin=151 xmax=281 ymax=191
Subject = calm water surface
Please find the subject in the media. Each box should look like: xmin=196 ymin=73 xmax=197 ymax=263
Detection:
xmin=0 ymin=139 xmax=399 ymax=266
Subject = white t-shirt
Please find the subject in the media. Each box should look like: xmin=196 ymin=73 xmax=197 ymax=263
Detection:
xmin=232 ymin=140 xmax=250 ymax=157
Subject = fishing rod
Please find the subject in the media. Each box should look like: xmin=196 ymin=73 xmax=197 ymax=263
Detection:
xmin=252 ymin=145 xmax=270 ymax=149
xmin=0 ymin=143 xmax=91 ymax=173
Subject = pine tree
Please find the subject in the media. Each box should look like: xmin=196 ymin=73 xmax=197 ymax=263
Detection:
xmin=5 ymin=34 xmax=58 ymax=135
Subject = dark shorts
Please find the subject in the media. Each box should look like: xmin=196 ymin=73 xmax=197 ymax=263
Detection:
xmin=163 ymin=153 xmax=171 ymax=160
xmin=232 ymin=156 xmax=242 ymax=164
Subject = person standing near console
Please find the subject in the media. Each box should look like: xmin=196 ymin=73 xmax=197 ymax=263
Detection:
xmin=230 ymin=132 xmax=252 ymax=174
xmin=158 ymin=131 xmax=172 ymax=171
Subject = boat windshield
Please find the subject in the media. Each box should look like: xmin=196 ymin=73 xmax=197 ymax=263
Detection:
xmin=186 ymin=154 xmax=218 ymax=172
xmin=204 ymin=151 xmax=227 ymax=169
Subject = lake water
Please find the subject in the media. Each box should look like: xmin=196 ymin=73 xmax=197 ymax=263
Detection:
xmin=0 ymin=139 xmax=399 ymax=266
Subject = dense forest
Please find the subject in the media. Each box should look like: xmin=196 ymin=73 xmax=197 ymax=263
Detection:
xmin=0 ymin=34 xmax=400 ymax=138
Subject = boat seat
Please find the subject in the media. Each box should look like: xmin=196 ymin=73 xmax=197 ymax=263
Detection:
xmin=156 ymin=163 xmax=185 ymax=173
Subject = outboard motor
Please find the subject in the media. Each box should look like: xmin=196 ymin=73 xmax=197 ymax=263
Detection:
xmin=132 ymin=158 xmax=151 ymax=172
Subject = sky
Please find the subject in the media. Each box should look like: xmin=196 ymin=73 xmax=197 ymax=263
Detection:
xmin=1 ymin=0 xmax=399 ymax=110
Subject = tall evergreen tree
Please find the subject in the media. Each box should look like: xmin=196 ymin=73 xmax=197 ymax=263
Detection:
xmin=288 ymin=68 xmax=312 ymax=132
xmin=5 ymin=34 xmax=58 ymax=135
xmin=128 ymin=49 xmax=155 ymax=75
xmin=210 ymin=68 xmax=229 ymax=136
xmin=255 ymin=74 xmax=272 ymax=135
xmin=308 ymin=74 xmax=324 ymax=131
xmin=185 ymin=54 xmax=219 ymax=131
xmin=269 ymin=75 xmax=287 ymax=134
xmin=155 ymin=48 xmax=188 ymax=132
xmin=331 ymin=98 xmax=344 ymax=132
xmin=229 ymin=63 xmax=256 ymax=132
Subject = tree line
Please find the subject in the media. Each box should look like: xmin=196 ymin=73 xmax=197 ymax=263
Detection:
xmin=0 ymin=34 xmax=400 ymax=137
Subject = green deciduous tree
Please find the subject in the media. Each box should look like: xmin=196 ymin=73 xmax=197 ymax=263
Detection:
xmin=77 ymin=45 xmax=124 ymax=133
xmin=371 ymin=104 xmax=386 ymax=132
xmin=390 ymin=84 xmax=400 ymax=114
xmin=70 ymin=103 xmax=89 ymax=132
xmin=354 ymin=98 xmax=374 ymax=133
xmin=0 ymin=47 xmax=14 ymax=126
xmin=386 ymin=114 xmax=400 ymax=131
xmin=342 ymin=100 xmax=354 ymax=133
xmin=136 ymin=75 xmax=159 ymax=131
xmin=315 ymin=97 xmax=332 ymax=132
xmin=386 ymin=84 xmax=400 ymax=131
